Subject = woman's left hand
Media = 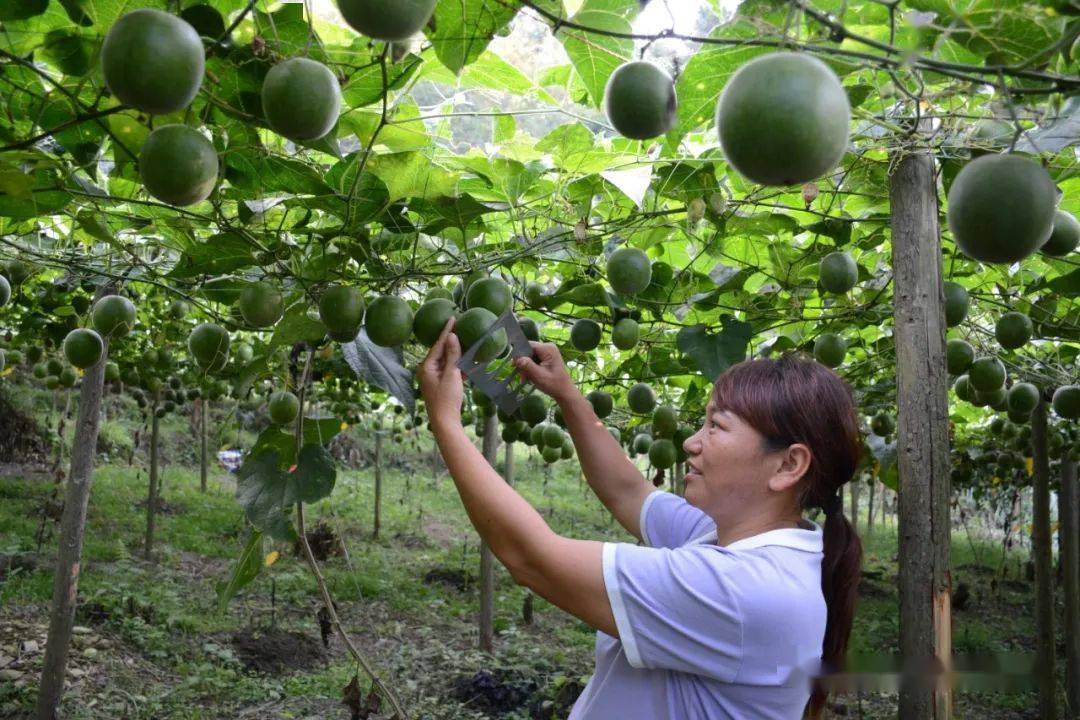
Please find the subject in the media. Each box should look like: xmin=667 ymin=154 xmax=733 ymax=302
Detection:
xmin=418 ymin=317 xmax=464 ymax=429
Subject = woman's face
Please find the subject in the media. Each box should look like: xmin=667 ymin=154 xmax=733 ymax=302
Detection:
xmin=682 ymin=399 xmax=809 ymax=512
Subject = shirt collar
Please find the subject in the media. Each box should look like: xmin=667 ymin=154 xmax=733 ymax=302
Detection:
xmin=687 ymin=520 xmax=824 ymax=554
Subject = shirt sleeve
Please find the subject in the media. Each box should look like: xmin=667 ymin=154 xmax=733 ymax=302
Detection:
xmin=639 ymin=490 xmax=715 ymax=548
xmin=602 ymin=541 xmax=744 ymax=682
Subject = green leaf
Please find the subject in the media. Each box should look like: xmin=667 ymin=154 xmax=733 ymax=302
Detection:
xmin=558 ymin=0 xmax=637 ymax=107
xmin=293 ymin=444 xmax=337 ymax=503
xmin=215 ymin=530 xmax=264 ymax=613
xmin=430 ymin=0 xmax=520 ymax=74
xmin=676 ymin=316 xmax=752 ymax=380
xmin=269 ymin=305 xmax=329 ymax=347
xmin=366 ymin=152 xmax=459 ymax=202
xmin=168 ymin=232 xmax=254 ymax=279
xmin=235 ymin=442 xmax=338 ymax=540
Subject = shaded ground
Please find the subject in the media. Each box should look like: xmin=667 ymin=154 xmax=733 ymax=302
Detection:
xmin=0 ymin=456 xmax=1066 ymax=719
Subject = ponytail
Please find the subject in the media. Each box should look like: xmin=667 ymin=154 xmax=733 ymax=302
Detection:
xmin=805 ymin=499 xmax=863 ymax=719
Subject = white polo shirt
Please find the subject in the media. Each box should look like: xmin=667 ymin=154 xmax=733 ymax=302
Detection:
xmin=568 ymin=490 xmax=827 ymax=719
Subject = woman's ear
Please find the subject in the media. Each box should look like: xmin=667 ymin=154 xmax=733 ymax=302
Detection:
xmin=767 ymin=443 xmax=812 ymax=492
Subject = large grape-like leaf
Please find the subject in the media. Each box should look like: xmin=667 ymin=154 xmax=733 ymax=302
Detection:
xmin=430 ymin=0 xmax=520 ymax=74
xmin=342 ymin=328 xmax=416 ymax=413
xmin=557 ymin=0 xmax=638 ymax=108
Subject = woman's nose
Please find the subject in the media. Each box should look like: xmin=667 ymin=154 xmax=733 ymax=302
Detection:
xmin=683 ymin=429 xmax=702 ymax=455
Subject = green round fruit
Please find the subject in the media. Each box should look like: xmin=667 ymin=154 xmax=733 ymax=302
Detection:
xmin=0 ymin=276 xmax=9 ymax=307
xmin=602 ymin=60 xmax=677 ymax=140
xmin=946 ymin=339 xmax=974 ymax=375
xmin=169 ymin=299 xmax=190 ymax=319
xmin=519 ymin=317 xmax=540 ymax=342
xmin=514 ymin=396 xmax=544 ymax=428
xmin=561 ymin=439 xmax=575 ymax=460
xmin=234 ymin=342 xmax=254 ymax=363
xmin=1052 ymin=385 xmax=1080 ymax=420
xmin=1008 ymin=382 xmax=1040 ymax=416
xmin=104 ymin=361 xmax=121 ymax=382
xmin=364 ymin=295 xmax=413 ymax=347
xmin=944 ymin=282 xmax=969 ymax=327
xmin=59 ymin=368 xmax=77 ymax=387
xmin=63 ymin=328 xmax=103 ymax=369
xmin=632 ymin=433 xmax=653 ymax=455
xmin=319 ymin=286 xmax=365 ymax=342
xmin=425 ymin=286 xmax=453 ymax=302
xmin=946 ymin=154 xmax=1057 ymax=264
xmin=819 ymin=251 xmax=858 ymax=294
xmin=1040 ymin=209 xmax=1079 ymax=257
xmin=607 ymin=247 xmax=652 ymax=296
xmin=608 ymin=426 xmax=622 ymax=444
xmin=587 ymin=390 xmax=613 ymax=419
xmin=335 ymin=0 xmax=437 ymax=41
xmin=139 ymin=125 xmax=219 ymax=206
xmin=501 ymin=424 xmax=519 ymax=443
xmin=238 ymin=282 xmax=284 ymax=328
xmin=45 ymin=375 xmax=60 ymax=390
xmin=413 ymin=298 xmax=456 ymax=347
xmin=46 ymin=358 xmax=63 ymax=376
xmin=674 ymin=425 xmax=693 ymax=461
xmin=26 ymin=346 xmax=43 ymax=363
xmin=101 ymin=9 xmax=204 ymax=115
xmin=4 ymin=261 xmax=31 ymax=286
xmin=968 ymin=356 xmax=1006 ymax=392
xmin=91 ymin=295 xmax=136 ymax=338
xmin=649 ymin=438 xmax=676 ymax=469
xmin=870 ymin=413 xmax=895 ymax=437
xmin=524 ymin=283 xmax=548 ymax=308
xmin=262 ymin=58 xmax=341 ymax=142
xmin=188 ymin=322 xmax=230 ymax=372
xmin=454 ymin=307 xmax=506 ymax=362
xmin=268 ymin=390 xmax=300 ymax=425
xmin=541 ymin=445 xmax=562 ymax=463
xmin=995 ymin=312 xmax=1033 ymax=350
xmin=529 ymin=423 xmax=547 ymax=447
xmin=627 ymin=382 xmax=657 ymax=414
xmin=542 ymin=424 xmax=565 ymax=448
xmin=652 ymin=405 xmax=678 ymax=439
xmin=813 ymin=333 xmax=847 ymax=368
xmin=716 ymin=52 xmax=850 ymax=186
xmin=465 ymin=278 xmax=512 ymax=316
xmin=32 ymin=363 xmax=48 ymax=379
xmin=611 ymin=318 xmax=639 ymax=351
xmin=570 ymin=319 xmax=602 ymax=352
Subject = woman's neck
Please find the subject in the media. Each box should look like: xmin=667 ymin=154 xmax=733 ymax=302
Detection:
xmin=712 ymin=511 xmax=805 ymax=547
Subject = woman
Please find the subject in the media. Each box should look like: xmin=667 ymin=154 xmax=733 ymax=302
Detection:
xmin=419 ymin=318 xmax=862 ymax=719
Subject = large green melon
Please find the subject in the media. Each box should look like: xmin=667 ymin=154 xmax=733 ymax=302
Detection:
xmin=944 ymin=282 xmax=969 ymax=327
xmin=455 ymin=307 xmax=506 ymax=362
xmin=319 ymin=286 xmax=365 ymax=342
xmin=819 ymin=251 xmax=858 ymax=294
xmin=813 ymin=332 xmax=847 ymax=368
xmin=139 ymin=125 xmax=219 ymax=206
xmin=92 ymin=295 xmax=137 ymax=338
xmin=603 ymin=61 xmax=677 ymax=140
xmin=268 ymin=391 xmax=299 ymax=425
xmin=994 ymin=312 xmax=1033 ymax=350
xmin=715 ymin=52 xmax=850 ymax=186
xmin=261 ymin=58 xmax=342 ymax=142
xmin=946 ymin=154 xmax=1057 ymax=264
xmin=63 ymin=328 xmax=103 ymax=369
xmin=365 ymin=295 xmax=413 ymax=347
xmin=238 ymin=282 xmax=284 ymax=328
xmin=412 ymin=298 xmax=456 ymax=347
xmin=607 ymin=247 xmax=652 ymax=295
xmin=101 ymin=9 xmax=205 ymax=115
xmin=1052 ymin=385 xmax=1080 ymax=420
xmin=188 ymin=323 xmax=230 ymax=372
xmin=335 ymin=0 xmax=437 ymax=41
xmin=0 ymin=276 xmax=10 ymax=307
xmin=1040 ymin=209 xmax=1079 ymax=257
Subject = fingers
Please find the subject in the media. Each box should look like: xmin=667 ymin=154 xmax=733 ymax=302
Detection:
xmin=443 ymin=327 xmax=462 ymax=367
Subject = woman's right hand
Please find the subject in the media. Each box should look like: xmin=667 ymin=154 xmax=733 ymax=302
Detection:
xmin=513 ymin=342 xmax=577 ymax=404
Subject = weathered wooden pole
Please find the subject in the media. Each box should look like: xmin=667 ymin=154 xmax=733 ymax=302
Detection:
xmin=1030 ymin=399 xmax=1057 ymax=720
xmin=144 ymin=400 xmax=160 ymax=561
xmin=372 ymin=431 xmax=383 ymax=540
xmin=1059 ymin=457 xmax=1080 ymax=719
xmin=478 ymin=413 xmax=500 ymax=652
xmin=199 ymin=398 xmax=209 ymax=493
xmin=36 ymin=341 xmax=109 ymax=720
xmin=888 ymin=151 xmax=952 ymax=720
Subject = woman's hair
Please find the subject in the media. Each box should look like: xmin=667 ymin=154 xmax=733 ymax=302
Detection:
xmin=710 ymin=351 xmax=863 ymax=719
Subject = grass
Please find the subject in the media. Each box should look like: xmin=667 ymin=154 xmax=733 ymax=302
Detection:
xmin=0 ymin=438 xmax=1067 ymax=719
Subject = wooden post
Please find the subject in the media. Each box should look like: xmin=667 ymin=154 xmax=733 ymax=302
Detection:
xmin=889 ymin=152 xmax=952 ymax=720
xmin=373 ymin=431 xmax=382 ymax=540
xmin=1060 ymin=458 xmax=1080 ymax=719
xmin=867 ymin=477 xmax=877 ymax=532
xmin=199 ymin=398 xmax=209 ymax=493
xmin=36 ymin=341 xmax=109 ymax=720
xmin=144 ymin=401 xmax=160 ymax=561
xmin=1030 ymin=399 xmax=1057 ymax=720
xmin=478 ymin=413 xmax=500 ymax=652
